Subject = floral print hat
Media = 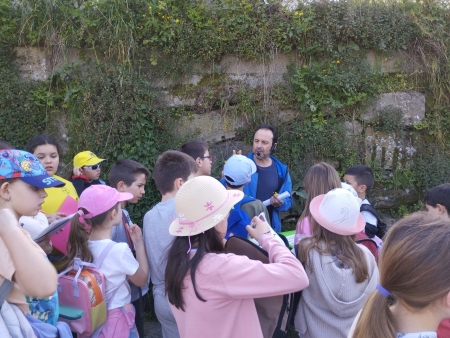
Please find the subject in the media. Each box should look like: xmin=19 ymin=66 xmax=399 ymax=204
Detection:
xmin=169 ymin=176 xmax=244 ymax=237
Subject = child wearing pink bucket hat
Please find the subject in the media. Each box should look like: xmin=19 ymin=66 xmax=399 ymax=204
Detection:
xmin=294 ymin=188 xmax=379 ymax=338
xmin=62 ymin=185 xmax=149 ymax=338
xmin=165 ymin=176 xmax=309 ymax=338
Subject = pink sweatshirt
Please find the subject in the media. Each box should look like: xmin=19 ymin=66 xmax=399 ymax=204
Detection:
xmin=169 ymin=233 xmax=309 ymax=338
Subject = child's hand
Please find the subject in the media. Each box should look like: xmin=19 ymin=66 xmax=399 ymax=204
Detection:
xmin=246 ymin=216 xmax=272 ymax=242
xmin=232 ymin=149 xmax=242 ymax=155
xmin=73 ymin=167 xmax=81 ymax=176
xmin=126 ymin=223 xmax=143 ymax=245
xmin=0 ymin=209 xmax=19 ymax=235
xmin=46 ymin=212 xmax=66 ymax=224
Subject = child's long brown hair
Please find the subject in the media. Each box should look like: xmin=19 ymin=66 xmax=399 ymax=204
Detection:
xmin=353 ymin=212 xmax=450 ymax=338
xmin=60 ymin=204 xmax=118 ymax=271
xmin=298 ymin=225 xmax=369 ymax=283
xmin=298 ymin=162 xmax=341 ymax=234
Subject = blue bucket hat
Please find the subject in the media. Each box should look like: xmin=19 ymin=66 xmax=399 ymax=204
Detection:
xmin=0 ymin=149 xmax=65 ymax=188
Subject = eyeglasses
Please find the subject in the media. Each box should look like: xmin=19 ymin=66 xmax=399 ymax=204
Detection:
xmin=83 ymin=163 xmax=101 ymax=170
xmin=201 ymin=155 xmax=213 ymax=161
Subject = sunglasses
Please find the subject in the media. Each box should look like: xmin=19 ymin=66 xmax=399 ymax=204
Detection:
xmin=83 ymin=163 xmax=101 ymax=170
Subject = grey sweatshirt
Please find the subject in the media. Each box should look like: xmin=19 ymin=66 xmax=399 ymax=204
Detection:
xmin=143 ymin=199 xmax=177 ymax=297
xmin=294 ymin=243 xmax=379 ymax=338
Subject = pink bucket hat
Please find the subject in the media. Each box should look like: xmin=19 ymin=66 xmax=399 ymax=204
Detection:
xmin=169 ymin=176 xmax=244 ymax=236
xmin=309 ymin=188 xmax=365 ymax=236
xmin=77 ymin=185 xmax=133 ymax=223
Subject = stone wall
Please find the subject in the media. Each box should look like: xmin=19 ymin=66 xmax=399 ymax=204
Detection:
xmin=15 ymin=47 xmax=426 ymax=209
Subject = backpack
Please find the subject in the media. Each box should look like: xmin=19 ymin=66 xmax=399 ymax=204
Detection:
xmin=226 ymin=196 xmax=253 ymax=239
xmin=225 ymin=236 xmax=295 ymax=338
xmin=360 ymin=204 xmax=387 ymax=239
xmin=57 ymin=242 xmax=116 ymax=336
xmin=355 ymin=232 xmax=379 ymax=263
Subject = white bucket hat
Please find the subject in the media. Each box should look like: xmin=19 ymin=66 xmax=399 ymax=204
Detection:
xmin=309 ymin=188 xmax=365 ymax=236
xmin=169 ymin=176 xmax=244 ymax=236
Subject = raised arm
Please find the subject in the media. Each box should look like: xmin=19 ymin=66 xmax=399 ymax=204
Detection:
xmin=0 ymin=209 xmax=57 ymax=298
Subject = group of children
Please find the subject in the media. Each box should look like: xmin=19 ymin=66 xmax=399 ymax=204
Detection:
xmin=1 ymin=132 xmax=450 ymax=338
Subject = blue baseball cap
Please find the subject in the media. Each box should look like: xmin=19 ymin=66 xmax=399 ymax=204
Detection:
xmin=223 ymin=155 xmax=257 ymax=186
xmin=0 ymin=149 xmax=65 ymax=188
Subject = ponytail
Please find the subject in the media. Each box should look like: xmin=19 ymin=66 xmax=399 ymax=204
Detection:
xmin=60 ymin=209 xmax=94 ymax=271
xmin=60 ymin=203 xmax=119 ymax=272
xmin=353 ymin=291 xmax=395 ymax=338
xmin=351 ymin=212 xmax=450 ymax=337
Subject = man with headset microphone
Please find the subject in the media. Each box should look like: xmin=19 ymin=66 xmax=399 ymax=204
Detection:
xmin=244 ymin=124 xmax=292 ymax=233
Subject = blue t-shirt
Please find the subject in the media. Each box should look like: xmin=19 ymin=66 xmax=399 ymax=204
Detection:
xmin=255 ymin=161 xmax=279 ymax=223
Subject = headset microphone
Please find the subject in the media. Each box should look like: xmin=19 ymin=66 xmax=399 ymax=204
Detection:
xmin=257 ymin=152 xmax=261 ymax=157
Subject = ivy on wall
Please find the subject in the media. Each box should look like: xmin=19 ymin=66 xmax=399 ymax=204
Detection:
xmin=2 ymin=0 xmax=450 ymax=222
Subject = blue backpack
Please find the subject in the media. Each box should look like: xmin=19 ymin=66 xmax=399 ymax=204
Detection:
xmin=225 ymin=195 xmax=255 ymax=239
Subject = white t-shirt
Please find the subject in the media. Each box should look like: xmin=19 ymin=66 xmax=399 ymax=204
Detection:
xmin=88 ymin=239 xmax=139 ymax=310
xmin=361 ymin=199 xmax=378 ymax=228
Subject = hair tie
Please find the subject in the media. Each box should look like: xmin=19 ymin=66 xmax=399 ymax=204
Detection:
xmin=376 ymin=284 xmax=391 ymax=297
xmin=77 ymin=209 xmax=86 ymax=225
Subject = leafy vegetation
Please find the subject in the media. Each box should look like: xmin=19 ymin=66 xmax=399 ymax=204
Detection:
xmin=2 ymin=0 xmax=450 ymax=220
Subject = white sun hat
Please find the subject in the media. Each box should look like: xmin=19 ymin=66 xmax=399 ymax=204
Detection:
xmin=169 ymin=176 xmax=244 ymax=236
xmin=309 ymin=188 xmax=365 ymax=236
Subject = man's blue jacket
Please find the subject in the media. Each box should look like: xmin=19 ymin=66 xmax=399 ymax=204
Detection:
xmin=244 ymin=152 xmax=292 ymax=233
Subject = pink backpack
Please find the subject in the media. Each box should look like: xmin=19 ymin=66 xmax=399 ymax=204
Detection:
xmin=57 ymin=242 xmax=116 ymax=336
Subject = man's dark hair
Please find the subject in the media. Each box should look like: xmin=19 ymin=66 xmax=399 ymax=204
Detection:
xmin=180 ymin=140 xmax=208 ymax=161
xmin=344 ymin=165 xmax=374 ymax=192
xmin=25 ymin=134 xmax=60 ymax=155
xmin=154 ymin=151 xmax=198 ymax=195
xmin=108 ymin=159 xmax=150 ymax=188
xmin=424 ymin=183 xmax=450 ymax=214
xmin=255 ymin=124 xmax=278 ymax=145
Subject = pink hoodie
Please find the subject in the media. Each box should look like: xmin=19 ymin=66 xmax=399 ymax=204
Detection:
xmin=169 ymin=233 xmax=309 ymax=338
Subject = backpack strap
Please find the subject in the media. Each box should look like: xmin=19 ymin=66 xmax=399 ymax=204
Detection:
xmin=0 ymin=278 xmax=14 ymax=309
xmin=58 ymin=259 xmax=97 ymax=297
xmin=58 ymin=242 xmax=116 ymax=297
xmin=93 ymin=241 xmax=116 ymax=268
xmin=360 ymin=204 xmax=387 ymax=238
xmin=360 ymin=204 xmax=382 ymax=224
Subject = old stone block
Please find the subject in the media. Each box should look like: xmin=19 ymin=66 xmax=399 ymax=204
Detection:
xmin=15 ymin=47 xmax=50 ymax=81
xmin=362 ymin=91 xmax=425 ymax=126
xmin=219 ymin=53 xmax=291 ymax=88
xmin=344 ymin=120 xmax=363 ymax=136
xmin=175 ymin=111 xmax=246 ymax=142
xmin=365 ymin=128 xmax=416 ymax=170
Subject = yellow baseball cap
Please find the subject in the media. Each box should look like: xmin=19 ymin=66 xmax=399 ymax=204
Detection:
xmin=73 ymin=151 xmax=106 ymax=168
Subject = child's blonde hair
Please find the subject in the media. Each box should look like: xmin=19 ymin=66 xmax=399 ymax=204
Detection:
xmin=353 ymin=212 xmax=450 ymax=338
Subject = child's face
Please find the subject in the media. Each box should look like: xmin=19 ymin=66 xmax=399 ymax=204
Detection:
xmin=80 ymin=163 xmax=102 ymax=182
xmin=121 ymin=173 xmax=147 ymax=204
xmin=33 ymin=144 xmax=59 ymax=176
xmin=198 ymin=150 xmax=212 ymax=176
xmin=343 ymin=174 xmax=366 ymax=198
xmin=7 ymin=180 xmax=47 ymax=217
